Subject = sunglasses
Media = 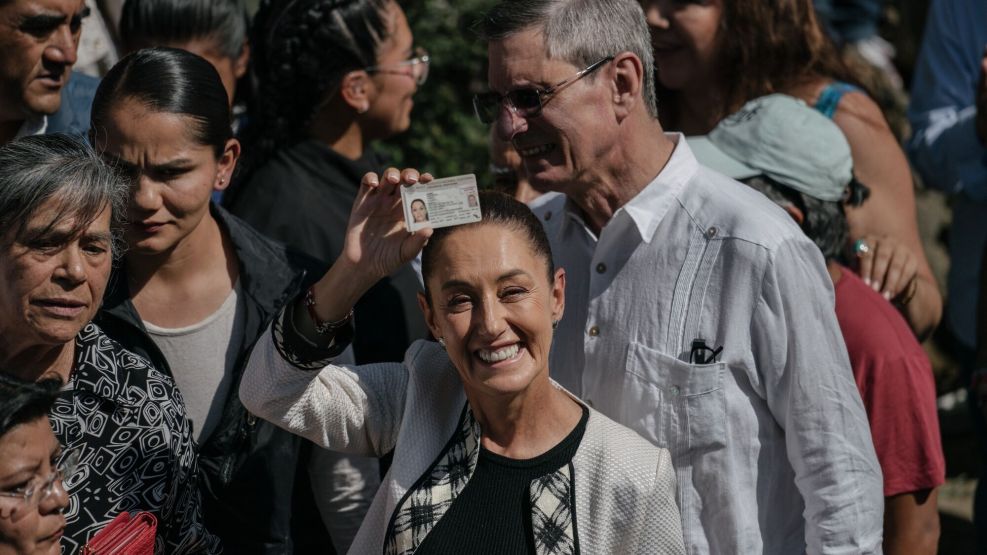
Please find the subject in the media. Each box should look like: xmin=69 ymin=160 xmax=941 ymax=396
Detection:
xmin=473 ymin=56 xmax=614 ymax=124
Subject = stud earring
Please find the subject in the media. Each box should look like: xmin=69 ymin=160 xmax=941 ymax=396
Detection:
xmin=438 ymin=338 xmax=446 ymax=349
xmin=552 ymin=320 xmax=559 ymax=330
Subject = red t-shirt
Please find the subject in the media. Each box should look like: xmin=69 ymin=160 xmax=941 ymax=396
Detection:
xmin=833 ymin=265 xmax=945 ymax=497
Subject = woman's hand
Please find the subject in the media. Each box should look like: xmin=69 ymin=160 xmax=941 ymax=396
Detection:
xmin=306 ymin=168 xmax=434 ymax=324
xmin=854 ymin=234 xmax=919 ymax=303
xmin=341 ymin=168 xmax=434 ymax=282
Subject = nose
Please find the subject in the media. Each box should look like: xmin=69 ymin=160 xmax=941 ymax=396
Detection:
xmin=131 ymin=174 xmax=162 ymax=214
xmin=643 ymin=1 xmax=670 ymax=29
xmin=44 ymin=24 xmax=79 ymax=67
xmin=475 ymin=296 xmax=508 ymax=339
xmin=53 ymin=245 xmax=87 ymax=286
xmin=39 ymin=478 xmax=70 ymax=514
xmin=495 ymin=104 xmax=528 ymax=143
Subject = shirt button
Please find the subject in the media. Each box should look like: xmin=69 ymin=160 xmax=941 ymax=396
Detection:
xmin=544 ymin=211 xmax=553 ymax=221
xmin=705 ymin=226 xmax=718 ymax=239
xmin=670 ymin=385 xmax=681 ymax=396
xmin=596 ymin=263 xmax=607 ymax=274
xmin=588 ymin=326 xmax=600 ymax=337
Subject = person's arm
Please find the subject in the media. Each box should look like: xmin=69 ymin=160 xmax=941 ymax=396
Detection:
xmin=239 ymin=168 xmax=434 ymax=455
xmin=752 ymin=237 xmax=884 ymax=554
xmin=833 ymin=91 xmax=942 ymax=339
xmin=906 ymin=0 xmax=987 ymax=196
xmin=884 ymin=489 xmax=940 ymax=555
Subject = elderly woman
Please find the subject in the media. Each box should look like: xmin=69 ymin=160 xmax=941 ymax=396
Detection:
xmin=240 ymin=172 xmax=686 ymax=554
xmin=0 ymin=135 xmax=219 ymax=553
xmin=0 ymin=374 xmax=69 ymax=555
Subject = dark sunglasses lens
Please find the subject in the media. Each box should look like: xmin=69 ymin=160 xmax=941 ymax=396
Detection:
xmin=509 ymin=89 xmax=542 ymax=113
xmin=474 ymin=93 xmax=499 ymax=124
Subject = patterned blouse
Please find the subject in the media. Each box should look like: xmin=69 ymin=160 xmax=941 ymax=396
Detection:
xmin=50 ymin=323 xmax=221 ymax=554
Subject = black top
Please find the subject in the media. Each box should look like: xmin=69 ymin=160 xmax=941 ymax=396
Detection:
xmin=415 ymin=406 xmax=589 ymax=555
xmin=224 ymin=140 xmax=429 ymax=364
xmin=96 ymin=205 xmax=333 ymax=554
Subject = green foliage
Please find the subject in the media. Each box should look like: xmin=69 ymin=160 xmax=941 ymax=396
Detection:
xmin=376 ymin=0 xmax=499 ymax=184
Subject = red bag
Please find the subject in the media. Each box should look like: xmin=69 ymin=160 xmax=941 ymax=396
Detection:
xmin=82 ymin=511 xmax=157 ymax=555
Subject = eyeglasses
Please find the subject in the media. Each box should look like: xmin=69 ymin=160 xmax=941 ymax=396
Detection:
xmin=473 ymin=56 xmax=614 ymax=124
xmin=365 ymin=47 xmax=430 ymax=86
xmin=0 ymin=450 xmax=78 ymax=518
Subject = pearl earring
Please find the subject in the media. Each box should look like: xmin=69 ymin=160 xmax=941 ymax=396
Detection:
xmin=438 ymin=338 xmax=446 ymax=349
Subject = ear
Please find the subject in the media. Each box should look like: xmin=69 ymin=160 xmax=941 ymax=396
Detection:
xmin=417 ymin=291 xmax=444 ymax=341
xmin=781 ymin=203 xmax=805 ymax=226
xmin=610 ymin=52 xmax=644 ymax=121
xmin=550 ymin=267 xmax=566 ymax=323
xmin=233 ymin=41 xmax=251 ymax=80
xmin=214 ymin=138 xmax=241 ymax=192
xmin=340 ymin=70 xmax=374 ymax=114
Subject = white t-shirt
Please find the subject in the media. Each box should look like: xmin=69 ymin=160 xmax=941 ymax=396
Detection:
xmin=144 ymin=281 xmax=244 ymax=443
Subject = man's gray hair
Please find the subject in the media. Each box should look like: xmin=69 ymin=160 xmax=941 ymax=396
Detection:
xmin=0 ymin=134 xmax=129 ymax=255
xmin=480 ymin=0 xmax=657 ymax=118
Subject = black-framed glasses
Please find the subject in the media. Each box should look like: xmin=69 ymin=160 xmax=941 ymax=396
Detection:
xmin=365 ymin=47 xmax=430 ymax=86
xmin=473 ymin=55 xmax=614 ymax=124
xmin=0 ymin=450 xmax=78 ymax=519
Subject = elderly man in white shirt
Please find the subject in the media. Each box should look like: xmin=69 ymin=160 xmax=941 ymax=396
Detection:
xmin=474 ymin=0 xmax=884 ymax=553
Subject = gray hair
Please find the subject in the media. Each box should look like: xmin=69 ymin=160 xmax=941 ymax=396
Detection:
xmin=0 ymin=134 xmax=129 ymax=256
xmin=479 ymin=0 xmax=657 ymax=118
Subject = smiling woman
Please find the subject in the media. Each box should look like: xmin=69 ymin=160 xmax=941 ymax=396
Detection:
xmin=0 ymin=134 xmax=220 ymax=554
xmin=240 ymin=179 xmax=687 ymax=554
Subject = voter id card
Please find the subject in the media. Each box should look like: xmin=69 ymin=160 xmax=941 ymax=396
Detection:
xmin=401 ymin=174 xmax=482 ymax=232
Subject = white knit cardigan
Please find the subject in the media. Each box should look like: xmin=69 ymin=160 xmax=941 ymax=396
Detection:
xmin=240 ymin=328 xmax=686 ymax=554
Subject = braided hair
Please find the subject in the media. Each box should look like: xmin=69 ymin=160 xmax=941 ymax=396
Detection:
xmin=243 ymin=0 xmax=391 ymax=169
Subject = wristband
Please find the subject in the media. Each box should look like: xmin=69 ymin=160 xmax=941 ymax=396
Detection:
xmin=304 ymin=286 xmax=354 ymax=335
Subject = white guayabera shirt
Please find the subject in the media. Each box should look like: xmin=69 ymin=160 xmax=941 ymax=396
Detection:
xmin=533 ymin=136 xmax=884 ymax=555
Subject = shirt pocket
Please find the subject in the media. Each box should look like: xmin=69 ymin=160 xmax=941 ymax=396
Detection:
xmin=623 ymin=341 xmax=727 ymax=458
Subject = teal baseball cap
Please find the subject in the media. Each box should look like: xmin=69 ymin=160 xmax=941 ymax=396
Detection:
xmin=687 ymin=94 xmax=853 ymax=202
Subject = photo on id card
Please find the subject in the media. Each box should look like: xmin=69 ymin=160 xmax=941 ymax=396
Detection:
xmin=402 ymin=174 xmax=482 ymax=232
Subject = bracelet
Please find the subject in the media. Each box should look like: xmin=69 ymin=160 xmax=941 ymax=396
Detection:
xmin=304 ymin=286 xmax=354 ymax=335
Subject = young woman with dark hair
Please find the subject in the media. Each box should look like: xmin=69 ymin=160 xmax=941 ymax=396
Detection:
xmin=640 ymin=0 xmax=942 ymax=340
xmin=0 ymin=375 xmax=69 ymax=555
xmin=225 ymin=0 xmax=431 ymax=366
xmin=89 ymin=47 xmax=341 ymax=553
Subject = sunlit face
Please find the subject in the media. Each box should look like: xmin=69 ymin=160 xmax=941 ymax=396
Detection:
xmin=363 ymin=1 xmax=418 ymax=139
xmin=411 ymin=200 xmax=428 ymax=223
xmin=0 ymin=0 xmax=85 ymax=122
xmin=0 ymin=417 xmax=67 ymax=555
xmin=94 ymin=98 xmax=238 ymax=256
xmin=640 ymin=0 xmax=723 ymax=91
xmin=0 ymin=200 xmax=112 ymax=354
xmin=419 ymin=224 xmax=565 ymax=401
xmin=488 ymin=29 xmax=616 ymax=194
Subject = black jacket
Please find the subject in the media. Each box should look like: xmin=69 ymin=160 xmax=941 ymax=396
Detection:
xmin=224 ymin=140 xmax=429 ymax=364
xmin=96 ymin=205 xmax=334 ymax=554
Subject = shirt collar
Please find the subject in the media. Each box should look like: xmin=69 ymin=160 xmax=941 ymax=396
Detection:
xmin=15 ymin=115 xmax=47 ymax=139
xmin=619 ymin=133 xmax=698 ymax=243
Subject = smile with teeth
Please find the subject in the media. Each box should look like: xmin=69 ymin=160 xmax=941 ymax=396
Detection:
xmin=477 ymin=343 xmax=521 ymax=363
xmin=518 ymin=144 xmax=555 ymax=157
